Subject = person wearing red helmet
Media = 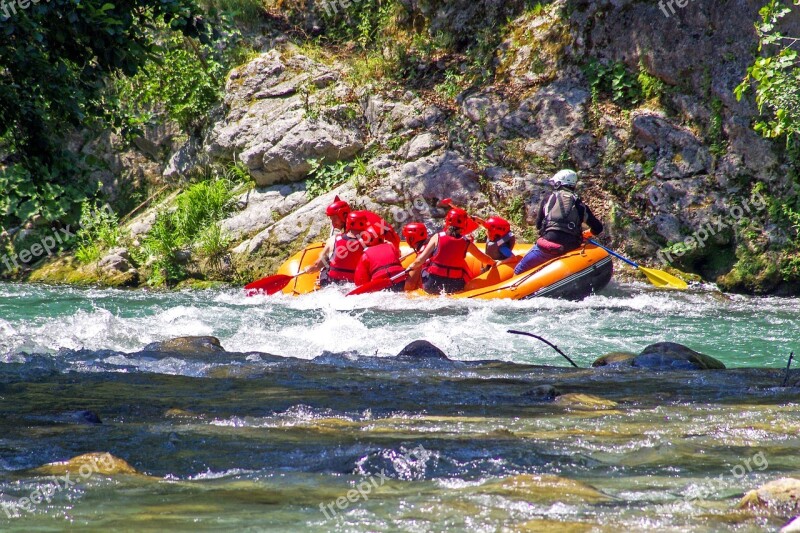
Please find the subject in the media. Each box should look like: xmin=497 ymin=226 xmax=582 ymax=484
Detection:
xmin=402 ymin=223 xmax=429 ymax=253
xmin=401 ymin=223 xmax=429 ymax=290
xmin=305 ymin=198 xmax=365 ymax=285
xmin=483 ymin=216 xmax=516 ymax=261
xmin=354 ymin=226 xmax=405 ymax=292
xmin=407 ymin=208 xmax=496 ymax=294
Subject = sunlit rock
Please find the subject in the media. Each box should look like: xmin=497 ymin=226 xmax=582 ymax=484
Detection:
xmin=554 ymin=393 xmax=618 ymax=410
xmin=144 ymin=336 xmax=226 ymax=354
xmin=634 ymin=342 xmax=726 ymax=370
xmin=396 ymin=340 xmax=449 ymax=360
xmin=738 ymin=478 xmax=800 ymax=514
xmin=476 ymin=473 xmax=611 ymax=504
xmin=32 ymin=452 xmax=137 ymax=476
xmin=591 ymin=351 xmax=637 ymax=367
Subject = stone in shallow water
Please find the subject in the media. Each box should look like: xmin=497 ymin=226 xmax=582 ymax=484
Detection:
xmin=591 ymin=352 xmax=637 ymax=367
xmin=522 ymin=385 xmax=561 ymax=401
xmin=31 ymin=452 xmax=137 ymax=476
xmin=738 ymin=478 xmax=800 ymax=514
xmin=396 ymin=340 xmax=450 ymax=360
xmin=475 ymin=473 xmax=611 ymax=504
xmin=554 ymin=393 xmax=618 ymax=410
xmin=633 ymin=342 xmax=726 ymax=370
xmin=144 ymin=336 xmax=226 ymax=354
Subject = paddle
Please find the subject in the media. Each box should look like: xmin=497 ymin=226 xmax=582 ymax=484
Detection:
xmin=347 ymin=269 xmax=409 ymax=296
xmin=439 ymin=198 xmax=484 ymax=232
xmin=346 ymin=251 xmax=417 ymax=296
xmin=244 ymin=273 xmax=304 ymax=295
xmin=588 ymin=239 xmax=688 ymax=290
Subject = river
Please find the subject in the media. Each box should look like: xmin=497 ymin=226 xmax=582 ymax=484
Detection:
xmin=1 ymin=280 xmax=799 ymax=531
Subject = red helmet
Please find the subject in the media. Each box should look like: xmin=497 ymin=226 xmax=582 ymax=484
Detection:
xmin=485 ymin=216 xmax=511 ymax=241
xmin=362 ymin=228 xmax=383 ymax=247
xmin=444 ymin=208 xmax=468 ymax=230
xmin=346 ymin=210 xmax=369 ymax=233
xmin=402 ymin=223 xmax=429 ymax=250
xmin=325 ymin=196 xmax=351 ymax=220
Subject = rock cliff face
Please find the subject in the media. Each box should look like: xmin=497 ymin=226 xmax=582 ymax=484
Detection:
xmin=25 ymin=0 xmax=800 ymax=292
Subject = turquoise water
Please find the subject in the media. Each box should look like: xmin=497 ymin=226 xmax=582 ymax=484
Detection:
xmin=1 ymin=281 xmax=797 ymax=368
xmin=1 ymin=281 xmax=799 ymax=531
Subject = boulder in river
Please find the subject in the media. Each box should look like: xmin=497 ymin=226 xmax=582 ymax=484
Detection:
xmin=738 ymin=477 xmax=800 ymax=514
xmin=633 ymin=342 xmax=726 ymax=370
xmin=554 ymin=393 xmax=618 ymax=411
xmin=591 ymin=352 xmax=637 ymax=367
xmin=32 ymin=452 xmax=137 ymax=476
xmin=396 ymin=340 xmax=450 ymax=361
xmin=144 ymin=336 xmax=226 ymax=354
xmin=522 ymin=385 xmax=561 ymax=401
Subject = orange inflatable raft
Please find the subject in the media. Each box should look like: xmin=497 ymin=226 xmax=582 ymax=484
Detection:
xmin=274 ymin=242 xmax=612 ymax=300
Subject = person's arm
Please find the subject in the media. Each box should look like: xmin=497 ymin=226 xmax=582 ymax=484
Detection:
xmin=305 ymin=234 xmax=336 ymax=273
xmin=535 ymin=196 xmax=548 ymax=231
xmin=408 ymin=233 xmax=439 ymax=271
xmin=468 ymin=241 xmax=496 ymax=267
xmin=582 ymin=203 xmax=604 ymax=236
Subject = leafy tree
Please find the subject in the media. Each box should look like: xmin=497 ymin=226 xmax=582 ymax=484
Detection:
xmin=735 ymin=0 xmax=800 ymax=145
xmin=0 ymin=0 xmax=210 ymax=227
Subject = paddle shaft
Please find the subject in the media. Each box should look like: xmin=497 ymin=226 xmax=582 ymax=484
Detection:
xmin=588 ymin=239 xmax=639 ymax=268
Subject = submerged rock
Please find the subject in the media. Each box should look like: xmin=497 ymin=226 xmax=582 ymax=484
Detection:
xmin=554 ymin=393 xmax=618 ymax=410
xmin=633 ymin=342 xmax=726 ymax=370
xmin=396 ymin=340 xmax=449 ymax=360
xmin=144 ymin=336 xmax=226 ymax=354
xmin=591 ymin=352 xmax=637 ymax=367
xmin=738 ymin=478 xmax=800 ymax=514
xmin=32 ymin=452 xmax=137 ymax=476
xmin=476 ymin=474 xmax=611 ymax=504
xmin=523 ymin=385 xmax=561 ymax=401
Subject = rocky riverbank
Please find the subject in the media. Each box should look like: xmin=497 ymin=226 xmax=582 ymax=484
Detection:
xmin=3 ymin=0 xmax=799 ymax=294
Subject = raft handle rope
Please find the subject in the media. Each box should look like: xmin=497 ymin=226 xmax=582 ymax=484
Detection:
xmin=507 ymin=330 xmax=580 ymax=368
xmin=782 ymin=351 xmax=794 ymax=387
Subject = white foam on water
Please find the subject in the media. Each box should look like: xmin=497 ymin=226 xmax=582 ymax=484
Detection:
xmin=1 ymin=282 xmax=798 ymax=368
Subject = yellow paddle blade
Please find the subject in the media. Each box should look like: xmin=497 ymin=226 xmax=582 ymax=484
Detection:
xmin=639 ymin=266 xmax=688 ymax=290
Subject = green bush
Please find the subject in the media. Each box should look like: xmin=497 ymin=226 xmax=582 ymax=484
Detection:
xmin=140 ymin=178 xmax=237 ymax=285
xmin=735 ymin=1 xmax=800 ymax=145
xmin=74 ymin=202 xmax=122 ymax=264
xmin=584 ymin=59 xmax=642 ymax=106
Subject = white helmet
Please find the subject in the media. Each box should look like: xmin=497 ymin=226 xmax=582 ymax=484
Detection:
xmin=549 ymin=169 xmax=578 ymax=188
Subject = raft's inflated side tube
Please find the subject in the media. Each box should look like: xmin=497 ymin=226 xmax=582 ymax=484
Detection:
xmin=276 ymin=242 xmax=325 ymax=295
xmin=454 ymin=244 xmax=612 ymax=301
xmin=275 ymin=242 xmax=611 ymax=300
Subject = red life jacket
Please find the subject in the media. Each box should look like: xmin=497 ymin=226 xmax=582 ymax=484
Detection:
xmin=358 ymin=243 xmax=404 ymax=285
xmin=427 ymin=231 xmax=469 ymax=279
xmin=328 ymin=234 xmax=363 ymax=281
